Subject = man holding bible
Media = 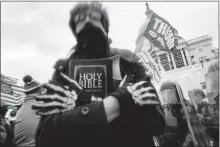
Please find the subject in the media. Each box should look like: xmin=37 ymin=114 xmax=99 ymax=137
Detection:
xmin=33 ymin=2 xmax=165 ymax=147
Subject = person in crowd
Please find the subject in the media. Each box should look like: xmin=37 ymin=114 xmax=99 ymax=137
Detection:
xmin=32 ymin=2 xmax=166 ymax=147
xmin=196 ymin=101 xmax=210 ymax=124
xmin=0 ymin=101 xmax=15 ymax=147
xmin=206 ymin=60 xmax=219 ymax=119
xmin=4 ymin=105 xmax=21 ymax=129
xmin=204 ymin=60 xmax=219 ymax=146
xmin=158 ymin=81 xmax=194 ymax=147
xmin=188 ymin=88 xmax=206 ymax=111
xmin=14 ymin=75 xmax=43 ymax=147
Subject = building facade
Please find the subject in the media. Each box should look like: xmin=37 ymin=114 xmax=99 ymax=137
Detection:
xmin=156 ymin=35 xmax=216 ymax=73
xmin=141 ymin=35 xmax=219 ymax=101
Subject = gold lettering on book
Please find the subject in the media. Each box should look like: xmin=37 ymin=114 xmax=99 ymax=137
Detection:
xmin=79 ymin=73 xmax=103 ymax=89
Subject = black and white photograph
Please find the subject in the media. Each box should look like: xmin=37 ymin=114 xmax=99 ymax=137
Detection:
xmin=1 ymin=1 xmax=219 ymax=147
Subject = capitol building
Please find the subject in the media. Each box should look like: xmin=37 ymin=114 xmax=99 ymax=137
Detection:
xmin=157 ymin=35 xmax=217 ymax=71
xmin=149 ymin=35 xmax=218 ymax=100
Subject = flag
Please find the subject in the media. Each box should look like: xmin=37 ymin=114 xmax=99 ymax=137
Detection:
xmin=1 ymin=74 xmax=18 ymax=84
xmin=143 ymin=4 xmax=180 ymax=52
xmin=1 ymin=74 xmax=25 ymax=106
xmin=134 ymin=3 xmax=180 ymax=82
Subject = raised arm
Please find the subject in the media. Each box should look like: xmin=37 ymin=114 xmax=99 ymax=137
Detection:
xmin=117 ymin=51 xmax=166 ymax=135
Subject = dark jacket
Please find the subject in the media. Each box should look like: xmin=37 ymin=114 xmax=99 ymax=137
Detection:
xmin=0 ymin=116 xmax=15 ymax=147
xmin=35 ymin=48 xmax=165 ymax=147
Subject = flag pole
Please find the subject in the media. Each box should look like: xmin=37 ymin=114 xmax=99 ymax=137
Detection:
xmin=145 ymin=2 xmax=149 ymax=15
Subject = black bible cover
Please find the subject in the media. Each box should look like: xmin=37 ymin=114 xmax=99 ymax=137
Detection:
xmin=69 ymin=58 xmax=113 ymax=99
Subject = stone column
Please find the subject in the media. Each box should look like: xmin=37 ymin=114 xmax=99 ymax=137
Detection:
xmin=156 ymin=55 xmax=165 ymax=73
xmin=184 ymin=48 xmax=192 ymax=65
xmin=180 ymin=48 xmax=187 ymax=66
xmin=166 ymin=53 xmax=171 ymax=70
xmin=170 ymin=53 xmax=176 ymax=69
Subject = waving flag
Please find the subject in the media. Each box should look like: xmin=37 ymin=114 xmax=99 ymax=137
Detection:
xmin=144 ymin=11 xmax=179 ymax=52
xmin=135 ymin=2 xmax=180 ymax=82
xmin=1 ymin=74 xmax=25 ymax=106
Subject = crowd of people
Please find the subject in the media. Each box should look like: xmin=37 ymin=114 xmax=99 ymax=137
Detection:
xmin=1 ymin=2 xmax=219 ymax=147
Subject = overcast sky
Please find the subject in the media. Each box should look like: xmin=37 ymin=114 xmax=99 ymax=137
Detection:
xmin=1 ymin=2 xmax=218 ymax=84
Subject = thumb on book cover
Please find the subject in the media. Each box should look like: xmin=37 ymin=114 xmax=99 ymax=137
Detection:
xmin=119 ymin=75 xmax=128 ymax=87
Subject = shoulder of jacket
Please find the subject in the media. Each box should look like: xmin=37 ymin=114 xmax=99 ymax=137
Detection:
xmin=53 ymin=58 xmax=69 ymax=72
xmin=53 ymin=45 xmax=77 ymax=71
xmin=109 ymin=47 xmax=139 ymax=62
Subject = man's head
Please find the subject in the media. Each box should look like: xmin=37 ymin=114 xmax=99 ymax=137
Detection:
xmin=69 ymin=2 xmax=109 ymax=36
xmin=69 ymin=2 xmax=110 ymax=58
xmin=205 ymin=60 xmax=219 ymax=104
xmin=23 ymin=75 xmax=42 ymax=95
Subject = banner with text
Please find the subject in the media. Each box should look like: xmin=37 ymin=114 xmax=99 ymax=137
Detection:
xmin=144 ymin=12 xmax=179 ymax=52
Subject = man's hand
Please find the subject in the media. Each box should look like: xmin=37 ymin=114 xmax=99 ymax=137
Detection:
xmin=32 ymin=73 xmax=82 ymax=115
xmin=127 ymin=81 xmax=159 ymax=106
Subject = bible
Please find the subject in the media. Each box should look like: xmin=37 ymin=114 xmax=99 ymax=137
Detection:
xmin=69 ymin=56 xmax=120 ymax=102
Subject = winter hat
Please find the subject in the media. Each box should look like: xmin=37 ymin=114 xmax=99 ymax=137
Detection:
xmin=69 ymin=2 xmax=110 ymax=37
xmin=23 ymin=75 xmax=42 ymax=94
